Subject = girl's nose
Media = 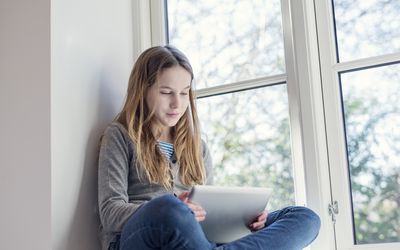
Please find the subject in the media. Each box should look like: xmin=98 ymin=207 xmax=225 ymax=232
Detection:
xmin=170 ymin=94 xmax=179 ymax=108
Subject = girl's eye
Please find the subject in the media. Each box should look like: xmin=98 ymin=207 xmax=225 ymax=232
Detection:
xmin=181 ymin=92 xmax=189 ymax=96
xmin=160 ymin=92 xmax=171 ymax=95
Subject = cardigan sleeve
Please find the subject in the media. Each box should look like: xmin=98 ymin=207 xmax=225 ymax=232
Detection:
xmin=98 ymin=124 xmax=143 ymax=233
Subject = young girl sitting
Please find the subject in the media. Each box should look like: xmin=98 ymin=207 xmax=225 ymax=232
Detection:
xmin=98 ymin=45 xmax=320 ymax=250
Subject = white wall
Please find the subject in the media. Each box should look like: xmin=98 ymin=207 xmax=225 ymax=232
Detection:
xmin=1 ymin=0 xmax=134 ymax=249
xmin=51 ymin=0 xmax=133 ymax=249
xmin=0 ymin=0 xmax=51 ymax=249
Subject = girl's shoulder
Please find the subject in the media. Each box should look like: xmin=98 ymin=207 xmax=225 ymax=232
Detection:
xmin=101 ymin=121 xmax=133 ymax=147
xmin=106 ymin=121 xmax=128 ymax=134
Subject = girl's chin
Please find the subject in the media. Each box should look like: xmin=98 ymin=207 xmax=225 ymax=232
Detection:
xmin=157 ymin=114 xmax=183 ymax=127
xmin=167 ymin=121 xmax=179 ymax=127
xmin=160 ymin=120 xmax=179 ymax=128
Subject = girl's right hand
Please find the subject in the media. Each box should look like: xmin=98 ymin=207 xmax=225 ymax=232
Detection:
xmin=178 ymin=191 xmax=207 ymax=222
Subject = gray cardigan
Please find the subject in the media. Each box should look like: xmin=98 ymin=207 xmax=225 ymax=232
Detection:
xmin=98 ymin=122 xmax=213 ymax=250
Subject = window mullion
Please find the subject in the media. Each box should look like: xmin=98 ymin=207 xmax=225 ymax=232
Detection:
xmin=195 ymin=74 xmax=286 ymax=98
xmin=284 ymin=0 xmax=337 ymax=249
xmin=149 ymin=0 xmax=167 ymax=46
xmin=333 ymin=52 xmax=400 ymax=73
xmin=315 ymin=0 xmax=361 ymax=249
xmin=131 ymin=0 xmax=152 ymax=59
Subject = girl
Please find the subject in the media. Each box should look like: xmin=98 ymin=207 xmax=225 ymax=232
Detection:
xmin=98 ymin=45 xmax=320 ymax=250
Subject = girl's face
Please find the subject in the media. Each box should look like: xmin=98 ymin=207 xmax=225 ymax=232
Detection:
xmin=146 ymin=65 xmax=192 ymax=134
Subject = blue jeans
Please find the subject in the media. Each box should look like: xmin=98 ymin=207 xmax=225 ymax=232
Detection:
xmin=114 ymin=194 xmax=320 ymax=250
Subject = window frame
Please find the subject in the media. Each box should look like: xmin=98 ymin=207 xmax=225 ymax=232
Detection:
xmin=315 ymin=0 xmax=400 ymax=249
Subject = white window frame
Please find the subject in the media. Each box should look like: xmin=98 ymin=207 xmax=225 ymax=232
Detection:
xmin=132 ymin=0 xmax=339 ymax=249
xmin=315 ymin=0 xmax=400 ymax=249
xmin=131 ymin=0 xmax=167 ymax=59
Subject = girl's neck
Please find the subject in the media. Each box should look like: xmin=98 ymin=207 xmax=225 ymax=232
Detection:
xmin=159 ymin=133 xmax=173 ymax=143
xmin=154 ymin=126 xmax=174 ymax=144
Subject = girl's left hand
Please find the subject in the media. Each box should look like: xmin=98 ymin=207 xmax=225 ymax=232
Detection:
xmin=178 ymin=191 xmax=207 ymax=222
xmin=248 ymin=210 xmax=268 ymax=232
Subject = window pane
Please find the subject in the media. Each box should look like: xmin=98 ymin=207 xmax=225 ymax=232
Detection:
xmin=167 ymin=0 xmax=285 ymax=89
xmin=340 ymin=64 xmax=400 ymax=244
xmin=196 ymin=85 xmax=294 ymax=210
xmin=333 ymin=0 xmax=400 ymax=61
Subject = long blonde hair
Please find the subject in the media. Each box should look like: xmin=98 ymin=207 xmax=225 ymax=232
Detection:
xmin=116 ymin=45 xmax=206 ymax=189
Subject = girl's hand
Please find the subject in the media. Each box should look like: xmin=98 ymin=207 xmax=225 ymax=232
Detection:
xmin=178 ymin=191 xmax=207 ymax=222
xmin=249 ymin=210 xmax=268 ymax=232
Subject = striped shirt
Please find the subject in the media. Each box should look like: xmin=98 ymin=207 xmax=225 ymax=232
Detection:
xmin=158 ymin=141 xmax=174 ymax=160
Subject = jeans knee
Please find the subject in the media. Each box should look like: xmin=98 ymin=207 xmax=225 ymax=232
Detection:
xmin=294 ymin=206 xmax=321 ymax=236
xmin=146 ymin=194 xmax=194 ymax=227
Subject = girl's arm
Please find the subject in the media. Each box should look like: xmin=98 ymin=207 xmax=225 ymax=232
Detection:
xmin=98 ymin=124 xmax=141 ymax=233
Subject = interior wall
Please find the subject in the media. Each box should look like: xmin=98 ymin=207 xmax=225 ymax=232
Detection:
xmin=51 ymin=0 xmax=133 ymax=249
xmin=0 ymin=0 xmax=51 ymax=249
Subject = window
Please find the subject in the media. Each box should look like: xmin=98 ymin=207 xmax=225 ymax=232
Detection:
xmin=340 ymin=64 xmax=400 ymax=244
xmin=317 ymin=0 xmax=400 ymax=249
xmin=166 ymin=0 xmax=285 ymax=88
xmin=196 ymin=86 xmax=293 ymax=209
xmin=166 ymin=0 xmax=295 ymax=210
xmin=137 ymin=0 xmax=400 ymax=249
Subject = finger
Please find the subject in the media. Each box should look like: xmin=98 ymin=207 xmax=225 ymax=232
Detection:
xmin=254 ymin=220 xmax=266 ymax=228
xmin=187 ymin=203 xmax=207 ymax=220
xmin=192 ymin=208 xmax=207 ymax=220
xmin=187 ymin=202 xmax=204 ymax=212
xmin=196 ymin=214 xmax=206 ymax=222
xmin=195 ymin=209 xmax=207 ymax=221
xmin=257 ymin=213 xmax=267 ymax=222
xmin=191 ymin=209 xmax=206 ymax=221
xmin=178 ymin=191 xmax=190 ymax=203
xmin=255 ymin=210 xmax=268 ymax=222
xmin=250 ymin=221 xmax=265 ymax=230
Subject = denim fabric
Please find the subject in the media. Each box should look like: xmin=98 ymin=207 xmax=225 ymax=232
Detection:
xmin=116 ymin=194 xmax=320 ymax=250
xmin=215 ymin=206 xmax=321 ymax=250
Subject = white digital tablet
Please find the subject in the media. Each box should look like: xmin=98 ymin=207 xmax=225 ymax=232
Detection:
xmin=188 ymin=185 xmax=272 ymax=243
